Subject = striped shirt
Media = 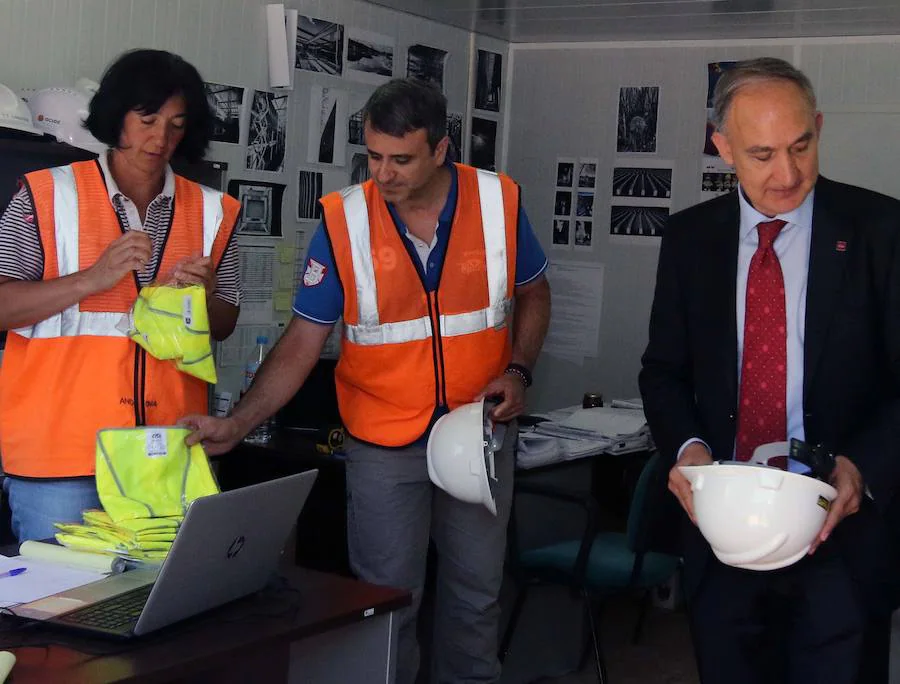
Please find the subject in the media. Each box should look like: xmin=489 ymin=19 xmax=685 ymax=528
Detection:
xmin=0 ymin=154 xmax=242 ymax=306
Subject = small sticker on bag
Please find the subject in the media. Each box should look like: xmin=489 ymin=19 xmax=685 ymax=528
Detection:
xmin=182 ymin=295 xmax=193 ymax=327
xmin=146 ymin=429 xmax=168 ymax=458
xmin=817 ymin=495 xmax=830 ymax=512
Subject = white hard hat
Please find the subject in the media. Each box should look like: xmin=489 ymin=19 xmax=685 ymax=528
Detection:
xmin=0 ymin=83 xmax=42 ymax=136
xmin=28 ymin=81 xmax=106 ymax=154
xmin=427 ymin=399 xmax=506 ymax=515
xmin=679 ymin=443 xmax=837 ymax=571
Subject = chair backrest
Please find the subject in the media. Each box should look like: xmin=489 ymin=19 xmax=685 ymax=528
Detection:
xmin=625 ymin=451 xmax=666 ymax=553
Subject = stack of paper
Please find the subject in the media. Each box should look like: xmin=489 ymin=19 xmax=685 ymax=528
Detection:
xmin=0 ymin=554 xmax=107 ymax=608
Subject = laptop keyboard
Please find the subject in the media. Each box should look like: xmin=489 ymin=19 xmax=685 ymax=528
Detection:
xmin=55 ymin=585 xmax=153 ymax=632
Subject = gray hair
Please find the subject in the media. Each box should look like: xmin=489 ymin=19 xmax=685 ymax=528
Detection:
xmin=711 ymin=57 xmax=817 ymax=131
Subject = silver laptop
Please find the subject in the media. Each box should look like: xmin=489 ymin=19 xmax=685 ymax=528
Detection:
xmin=13 ymin=470 xmax=318 ymax=638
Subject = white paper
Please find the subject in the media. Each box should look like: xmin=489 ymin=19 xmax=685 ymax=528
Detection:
xmin=284 ymin=9 xmax=298 ymax=89
xmin=308 ymin=86 xmax=347 ymax=166
xmin=238 ymin=246 xmax=275 ymax=325
xmin=0 ymin=555 xmax=107 ymax=608
xmin=542 ymin=261 xmax=604 ymax=362
xmin=265 ymin=4 xmax=291 ymax=89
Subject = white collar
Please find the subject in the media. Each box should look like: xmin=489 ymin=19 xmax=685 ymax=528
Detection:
xmin=97 ymin=149 xmax=175 ymax=205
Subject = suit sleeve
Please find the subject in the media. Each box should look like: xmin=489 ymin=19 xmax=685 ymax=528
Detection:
xmin=639 ymin=218 xmax=705 ymax=460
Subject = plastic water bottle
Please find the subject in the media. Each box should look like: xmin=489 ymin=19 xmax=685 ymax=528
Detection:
xmin=242 ymin=336 xmax=274 ymax=444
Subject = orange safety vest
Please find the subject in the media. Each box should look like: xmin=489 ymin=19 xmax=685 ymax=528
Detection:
xmin=322 ymin=163 xmax=518 ymax=447
xmin=0 ymin=160 xmax=239 ymax=478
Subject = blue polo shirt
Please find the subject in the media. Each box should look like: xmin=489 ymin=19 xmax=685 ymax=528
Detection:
xmin=293 ymin=165 xmax=548 ymax=323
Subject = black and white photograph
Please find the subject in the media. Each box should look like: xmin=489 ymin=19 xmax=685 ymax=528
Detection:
xmin=617 ymin=86 xmax=659 ymax=153
xmin=474 ymin=50 xmax=502 ymax=112
xmin=704 ymin=61 xmax=738 ymax=155
xmin=295 ymin=15 xmax=344 ymax=75
xmin=575 ymin=220 xmax=593 ymax=248
xmin=552 ymin=218 xmax=570 ymax=247
xmin=204 ymin=82 xmax=243 ymax=144
xmin=613 ymin=166 xmax=672 ymax=198
xmin=308 ymin=85 xmax=347 ymax=165
xmin=246 ymin=90 xmax=288 ymax=172
xmin=350 ymin=152 xmax=371 ymax=185
xmin=578 ymin=160 xmax=597 ymax=188
xmin=470 ymin=117 xmax=497 ymax=171
xmin=610 ymin=205 xmax=669 ymax=237
xmin=576 ymin=191 xmax=594 ymax=217
xmin=346 ymin=29 xmax=394 ymax=84
xmin=227 ymin=179 xmax=285 ymax=237
xmin=446 ymin=112 xmax=463 ymax=163
xmin=407 ymin=44 xmax=448 ymax=92
xmin=554 ymin=190 xmax=572 ymax=216
xmin=556 ymin=159 xmax=574 ymax=187
xmin=297 ymin=170 xmax=324 ymax=221
xmin=347 ymin=92 xmax=368 ymax=146
xmin=701 ymin=171 xmax=738 ymax=198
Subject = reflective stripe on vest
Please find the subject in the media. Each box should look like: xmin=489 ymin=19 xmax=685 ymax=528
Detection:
xmin=14 ymin=169 xmax=225 ymax=341
xmin=343 ymin=168 xmax=510 ymax=345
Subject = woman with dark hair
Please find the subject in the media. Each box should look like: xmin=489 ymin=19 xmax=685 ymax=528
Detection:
xmin=0 ymin=49 xmax=242 ymax=541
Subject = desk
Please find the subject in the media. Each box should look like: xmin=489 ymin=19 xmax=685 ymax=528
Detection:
xmin=1 ymin=564 xmax=409 ymax=684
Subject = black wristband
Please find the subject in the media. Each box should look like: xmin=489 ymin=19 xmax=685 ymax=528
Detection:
xmin=504 ymin=363 xmax=532 ymax=388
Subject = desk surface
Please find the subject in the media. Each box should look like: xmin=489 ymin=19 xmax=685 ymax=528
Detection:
xmin=0 ymin=565 xmax=409 ymax=684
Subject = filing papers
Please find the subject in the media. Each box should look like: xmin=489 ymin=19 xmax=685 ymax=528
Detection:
xmin=0 ymin=554 xmax=107 ymax=608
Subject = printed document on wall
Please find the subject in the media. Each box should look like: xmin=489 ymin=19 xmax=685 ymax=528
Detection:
xmin=543 ymin=261 xmax=604 ymax=364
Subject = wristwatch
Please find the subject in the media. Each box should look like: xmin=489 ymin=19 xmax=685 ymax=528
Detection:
xmin=504 ymin=363 xmax=532 ymax=388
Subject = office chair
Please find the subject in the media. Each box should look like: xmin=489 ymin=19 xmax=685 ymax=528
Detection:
xmin=500 ymin=451 xmax=681 ymax=683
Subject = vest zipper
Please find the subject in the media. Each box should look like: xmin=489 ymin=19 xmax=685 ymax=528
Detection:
xmin=429 ymin=291 xmax=449 ymax=408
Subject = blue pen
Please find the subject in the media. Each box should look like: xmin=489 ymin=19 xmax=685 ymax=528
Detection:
xmin=0 ymin=568 xmax=26 ymax=578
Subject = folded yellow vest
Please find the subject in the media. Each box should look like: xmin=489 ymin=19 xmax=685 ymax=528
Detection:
xmin=95 ymin=426 xmax=219 ymax=522
xmin=128 ymin=284 xmax=217 ymax=383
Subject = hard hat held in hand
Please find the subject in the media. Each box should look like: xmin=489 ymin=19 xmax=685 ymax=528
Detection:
xmin=27 ymin=81 xmax=106 ymax=154
xmin=679 ymin=442 xmax=837 ymax=571
xmin=427 ymin=399 xmax=507 ymax=515
xmin=0 ymin=83 xmax=42 ymax=136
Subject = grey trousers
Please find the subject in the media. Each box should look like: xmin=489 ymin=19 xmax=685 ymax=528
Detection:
xmin=344 ymin=423 xmax=516 ymax=684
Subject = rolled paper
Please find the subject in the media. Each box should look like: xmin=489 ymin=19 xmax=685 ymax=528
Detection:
xmin=19 ymin=541 xmax=126 ymax=574
xmin=265 ymin=4 xmax=290 ymax=88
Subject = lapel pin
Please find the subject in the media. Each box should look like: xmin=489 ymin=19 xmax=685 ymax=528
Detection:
xmin=835 ymin=240 xmax=847 ymax=252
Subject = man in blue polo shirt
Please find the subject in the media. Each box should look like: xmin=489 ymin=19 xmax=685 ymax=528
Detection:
xmin=184 ymin=78 xmax=550 ymax=683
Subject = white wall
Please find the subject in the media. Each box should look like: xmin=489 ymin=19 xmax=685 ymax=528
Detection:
xmin=506 ymin=37 xmax=900 ymax=411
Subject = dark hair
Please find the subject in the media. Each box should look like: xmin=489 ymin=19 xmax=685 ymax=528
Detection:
xmin=85 ymin=49 xmax=212 ymax=162
xmin=712 ymin=57 xmax=817 ymax=132
xmin=363 ymin=78 xmax=447 ymax=151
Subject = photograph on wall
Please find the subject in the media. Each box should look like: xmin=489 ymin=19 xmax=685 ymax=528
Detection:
xmin=701 ymin=170 xmax=738 ymax=199
xmin=704 ymin=61 xmax=738 ymax=156
xmin=612 ymin=165 xmax=672 ymax=199
xmin=576 ymin=192 xmax=594 ymax=218
xmin=470 ymin=116 xmax=497 ymax=171
xmin=610 ymin=205 xmax=669 ymax=239
xmin=578 ymin=159 xmax=598 ymax=189
xmin=246 ymin=90 xmax=288 ymax=172
xmin=616 ymin=86 xmax=659 ymax=154
xmin=556 ymin=158 xmax=575 ymax=188
xmin=407 ymin=44 xmax=448 ymax=92
xmin=446 ymin=112 xmax=463 ymax=163
xmin=575 ymin=220 xmax=593 ymax=251
xmin=554 ymin=190 xmax=572 ymax=216
xmin=227 ymin=179 xmax=285 ymax=237
xmin=474 ymin=50 xmax=502 ymax=112
xmin=346 ymin=29 xmax=394 ymax=84
xmin=552 ymin=218 xmax=571 ymax=250
xmin=295 ymin=16 xmax=344 ymax=75
xmin=308 ymin=85 xmax=347 ymax=166
xmin=347 ymin=92 xmax=370 ymax=146
xmin=204 ymin=82 xmax=243 ymax=144
xmin=297 ymin=170 xmax=324 ymax=221
xmin=350 ymin=151 xmax=371 ymax=185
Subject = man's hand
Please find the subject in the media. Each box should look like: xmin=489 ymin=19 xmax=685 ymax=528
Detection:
xmin=669 ymin=442 xmax=713 ymax=524
xmin=808 ymin=455 xmax=863 ymax=554
xmin=169 ymin=255 xmax=217 ymax=298
xmin=86 ymin=230 xmax=152 ymax=292
xmin=476 ymin=373 xmax=527 ymax=422
xmin=179 ymin=415 xmax=246 ymax=456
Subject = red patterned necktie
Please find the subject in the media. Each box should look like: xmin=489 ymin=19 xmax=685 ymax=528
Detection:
xmin=735 ymin=219 xmax=787 ymax=462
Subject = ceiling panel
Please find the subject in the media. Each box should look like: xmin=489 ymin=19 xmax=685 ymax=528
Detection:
xmin=362 ymin=0 xmax=900 ymax=42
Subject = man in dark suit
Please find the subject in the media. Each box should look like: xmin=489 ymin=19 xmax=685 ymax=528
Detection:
xmin=640 ymin=57 xmax=900 ymax=683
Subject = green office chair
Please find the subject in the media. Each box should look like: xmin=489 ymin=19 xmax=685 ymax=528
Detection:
xmin=500 ymin=452 xmax=681 ymax=683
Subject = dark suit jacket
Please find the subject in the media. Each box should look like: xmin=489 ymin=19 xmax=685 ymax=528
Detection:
xmin=639 ymin=177 xmax=900 ymax=616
